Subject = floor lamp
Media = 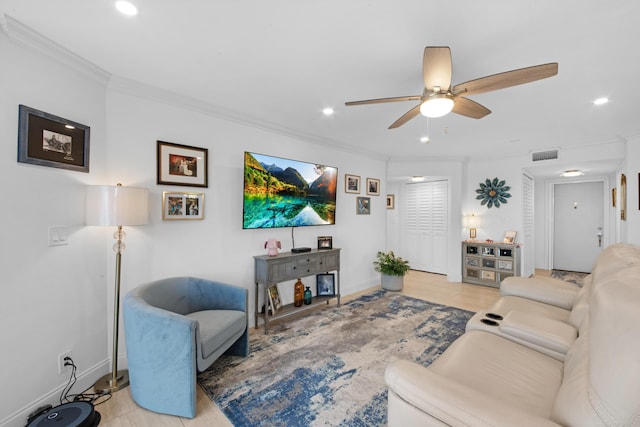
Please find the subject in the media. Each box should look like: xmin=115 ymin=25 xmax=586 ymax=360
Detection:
xmin=86 ymin=183 xmax=148 ymax=393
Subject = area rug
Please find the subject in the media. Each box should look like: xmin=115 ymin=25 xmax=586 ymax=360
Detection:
xmin=550 ymin=269 xmax=589 ymax=286
xmin=198 ymin=290 xmax=473 ymax=426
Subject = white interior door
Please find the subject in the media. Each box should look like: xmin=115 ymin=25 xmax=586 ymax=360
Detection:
xmin=553 ymin=181 xmax=604 ymax=272
xmin=404 ymin=180 xmax=448 ymax=274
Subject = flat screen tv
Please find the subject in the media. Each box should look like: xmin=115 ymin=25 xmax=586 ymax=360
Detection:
xmin=243 ymin=152 xmax=337 ymax=229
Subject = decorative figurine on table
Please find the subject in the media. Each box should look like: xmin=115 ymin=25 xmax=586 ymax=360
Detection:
xmin=264 ymin=239 xmax=282 ymax=256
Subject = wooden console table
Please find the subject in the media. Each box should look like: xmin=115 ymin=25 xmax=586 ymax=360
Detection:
xmin=254 ymin=248 xmax=341 ymax=333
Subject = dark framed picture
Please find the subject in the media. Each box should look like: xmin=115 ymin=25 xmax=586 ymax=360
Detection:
xmin=345 ymin=174 xmax=361 ymax=194
xmin=317 ymin=236 xmax=333 ymax=250
xmin=162 ymin=191 xmax=204 ymax=220
xmin=17 ymin=105 xmax=90 ymax=173
xmin=316 ymin=273 xmax=335 ymax=297
xmin=386 ymin=194 xmax=395 ymax=209
xmin=267 ymin=285 xmax=282 ymax=313
xmin=157 ymin=140 xmax=208 ymax=187
xmin=357 ymin=197 xmax=370 ymax=215
xmin=366 ymin=178 xmax=380 ymax=196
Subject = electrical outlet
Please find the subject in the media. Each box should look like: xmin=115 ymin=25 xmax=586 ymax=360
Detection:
xmin=58 ymin=351 xmax=72 ymax=374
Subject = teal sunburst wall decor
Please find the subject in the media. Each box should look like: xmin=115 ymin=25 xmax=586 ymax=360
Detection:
xmin=476 ymin=177 xmax=511 ymax=208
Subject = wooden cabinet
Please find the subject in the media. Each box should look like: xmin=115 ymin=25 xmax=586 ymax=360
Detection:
xmin=462 ymin=242 xmax=520 ymax=288
xmin=254 ymin=248 xmax=341 ymax=333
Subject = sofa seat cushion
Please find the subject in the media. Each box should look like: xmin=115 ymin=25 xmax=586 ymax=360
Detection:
xmin=429 ymin=330 xmax=564 ymax=418
xmin=186 ymin=310 xmax=246 ymax=360
xmin=490 ymin=295 xmax=570 ymax=323
xmin=500 ymin=276 xmax=580 ymax=309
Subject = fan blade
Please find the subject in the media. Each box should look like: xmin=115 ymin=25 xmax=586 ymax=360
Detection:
xmin=345 ymin=95 xmax=421 ymax=106
xmin=423 ymin=46 xmax=452 ymax=91
xmin=452 ymin=97 xmax=491 ymax=119
xmin=388 ymin=104 xmax=422 ymax=129
xmin=453 ymin=63 xmax=558 ymax=96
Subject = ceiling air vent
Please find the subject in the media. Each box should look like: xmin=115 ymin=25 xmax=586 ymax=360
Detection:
xmin=532 ymin=150 xmax=558 ymax=161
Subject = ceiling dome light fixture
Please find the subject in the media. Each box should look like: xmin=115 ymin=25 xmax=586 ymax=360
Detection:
xmin=593 ymin=97 xmax=609 ymax=106
xmin=420 ymin=93 xmax=454 ymax=118
xmin=322 ymin=107 xmax=334 ymax=116
xmin=115 ymin=1 xmax=138 ymax=16
xmin=561 ymin=169 xmax=584 ymax=177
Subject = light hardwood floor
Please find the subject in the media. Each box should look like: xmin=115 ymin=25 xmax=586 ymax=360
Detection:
xmin=98 ymin=270 xmax=501 ymax=426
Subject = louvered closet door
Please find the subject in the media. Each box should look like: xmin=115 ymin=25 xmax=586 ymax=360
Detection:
xmin=404 ymin=180 xmax=448 ymax=274
xmin=522 ymin=173 xmax=535 ymax=277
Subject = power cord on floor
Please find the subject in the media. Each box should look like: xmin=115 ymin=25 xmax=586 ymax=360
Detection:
xmin=59 ymin=357 xmax=112 ymax=406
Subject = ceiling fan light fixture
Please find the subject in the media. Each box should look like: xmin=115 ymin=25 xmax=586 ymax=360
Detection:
xmin=420 ymin=94 xmax=454 ymax=118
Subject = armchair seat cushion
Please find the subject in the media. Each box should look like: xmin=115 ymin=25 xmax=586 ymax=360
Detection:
xmin=186 ymin=309 xmax=246 ymax=360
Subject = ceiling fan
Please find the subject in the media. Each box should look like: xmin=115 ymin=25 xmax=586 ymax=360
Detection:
xmin=345 ymin=46 xmax=558 ymax=129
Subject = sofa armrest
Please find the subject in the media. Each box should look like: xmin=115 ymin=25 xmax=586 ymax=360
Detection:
xmin=499 ymin=311 xmax=577 ymax=355
xmin=385 ymin=360 xmax=562 ymax=427
xmin=500 ymin=277 xmax=579 ymax=309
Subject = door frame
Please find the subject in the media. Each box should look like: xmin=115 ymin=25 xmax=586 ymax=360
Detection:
xmin=546 ymin=176 xmax=610 ymax=270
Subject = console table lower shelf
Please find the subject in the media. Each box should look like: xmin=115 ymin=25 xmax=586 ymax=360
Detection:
xmin=257 ymin=295 xmax=339 ymax=331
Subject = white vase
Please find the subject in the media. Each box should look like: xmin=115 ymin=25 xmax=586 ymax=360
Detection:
xmin=381 ymin=273 xmax=404 ymax=291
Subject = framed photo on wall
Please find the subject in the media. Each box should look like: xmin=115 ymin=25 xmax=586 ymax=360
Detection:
xmin=157 ymin=140 xmax=208 ymax=187
xmin=366 ymin=178 xmax=380 ymax=195
xmin=345 ymin=174 xmax=361 ymax=193
xmin=386 ymin=194 xmax=395 ymax=209
xmin=17 ymin=104 xmax=90 ymax=173
xmin=357 ymin=197 xmax=370 ymax=215
xmin=162 ymin=192 xmax=204 ymax=220
xmin=316 ymin=273 xmax=335 ymax=297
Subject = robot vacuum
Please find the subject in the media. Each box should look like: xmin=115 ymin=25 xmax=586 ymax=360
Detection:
xmin=26 ymin=402 xmax=100 ymax=427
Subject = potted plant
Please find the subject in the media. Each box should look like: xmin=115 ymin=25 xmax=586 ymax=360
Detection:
xmin=373 ymin=250 xmax=410 ymax=291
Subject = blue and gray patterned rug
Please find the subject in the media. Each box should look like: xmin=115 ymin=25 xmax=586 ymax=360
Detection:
xmin=198 ymin=290 xmax=473 ymax=426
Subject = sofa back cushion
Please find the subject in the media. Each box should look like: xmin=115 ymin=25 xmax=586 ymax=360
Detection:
xmin=552 ymin=265 xmax=640 ymax=426
xmin=591 ymin=244 xmax=640 ymax=285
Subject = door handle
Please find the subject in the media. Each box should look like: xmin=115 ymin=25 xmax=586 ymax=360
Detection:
xmin=597 ymin=227 xmax=603 ymax=247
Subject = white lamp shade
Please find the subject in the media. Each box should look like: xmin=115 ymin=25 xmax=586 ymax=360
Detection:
xmin=86 ymin=185 xmax=149 ymax=226
xmin=464 ymin=214 xmax=480 ymax=228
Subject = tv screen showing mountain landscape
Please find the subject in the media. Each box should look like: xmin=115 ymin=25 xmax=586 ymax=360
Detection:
xmin=243 ymin=152 xmax=337 ymax=229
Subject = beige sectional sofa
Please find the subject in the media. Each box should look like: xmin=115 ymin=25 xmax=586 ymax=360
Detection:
xmin=385 ymin=243 xmax=640 ymax=426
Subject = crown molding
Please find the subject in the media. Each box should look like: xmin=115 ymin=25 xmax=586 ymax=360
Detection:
xmin=108 ymin=75 xmax=389 ymax=161
xmin=1 ymin=14 xmax=111 ymax=86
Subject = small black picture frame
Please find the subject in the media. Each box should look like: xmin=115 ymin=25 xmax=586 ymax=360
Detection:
xmin=317 ymin=236 xmax=333 ymax=250
xmin=17 ymin=105 xmax=90 ymax=173
xmin=316 ymin=273 xmax=335 ymax=296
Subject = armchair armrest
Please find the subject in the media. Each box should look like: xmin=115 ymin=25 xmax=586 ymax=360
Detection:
xmin=500 ymin=277 xmax=579 ymax=310
xmin=123 ymin=294 xmax=198 ymax=418
xmin=385 ymin=360 xmax=561 ymax=427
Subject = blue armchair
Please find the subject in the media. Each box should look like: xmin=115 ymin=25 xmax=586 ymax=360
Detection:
xmin=123 ymin=277 xmax=249 ymax=418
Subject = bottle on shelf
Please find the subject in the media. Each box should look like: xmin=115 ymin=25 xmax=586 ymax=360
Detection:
xmin=304 ymin=286 xmax=312 ymax=305
xmin=294 ymin=279 xmax=304 ymax=307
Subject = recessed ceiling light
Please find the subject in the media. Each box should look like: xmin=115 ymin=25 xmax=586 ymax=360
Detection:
xmin=593 ymin=97 xmax=609 ymax=106
xmin=420 ymin=136 xmax=430 ymax=143
xmin=115 ymin=1 xmax=138 ymax=16
xmin=322 ymin=107 xmax=334 ymax=116
xmin=561 ymin=170 xmax=584 ymax=177
xmin=410 ymin=176 xmax=426 ymax=182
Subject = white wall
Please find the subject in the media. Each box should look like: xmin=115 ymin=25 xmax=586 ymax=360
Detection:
xmin=622 ymin=135 xmax=640 ymax=244
xmin=0 ymin=29 xmax=386 ymax=427
xmin=0 ymin=29 xmax=111 ymax=426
